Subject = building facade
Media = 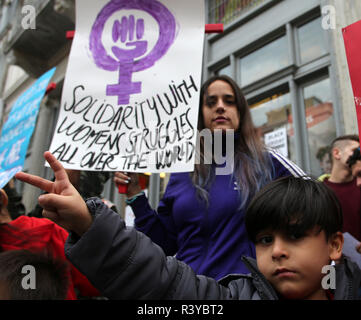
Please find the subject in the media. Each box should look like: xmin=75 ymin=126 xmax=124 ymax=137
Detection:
xmin=0 ymin=0 xmax=360 ymax=216
xmin=205 ymin=0 xmax=361 ymax=177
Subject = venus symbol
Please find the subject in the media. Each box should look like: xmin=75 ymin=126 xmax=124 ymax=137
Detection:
xmin=89 ymin=0 xmax=176 ymax=105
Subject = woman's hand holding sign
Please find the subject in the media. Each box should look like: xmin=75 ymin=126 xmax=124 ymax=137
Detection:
xmin=114 ymin=172 xmax=142 ymax=198
xmin=15 ymin=152 xmax=93 ymax=237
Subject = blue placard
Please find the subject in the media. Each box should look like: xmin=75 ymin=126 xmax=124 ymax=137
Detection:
xmin=0 ymin=67 xmax=56 ymax=188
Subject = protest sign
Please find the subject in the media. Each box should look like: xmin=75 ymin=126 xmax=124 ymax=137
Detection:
xmin=343 ymin=19 xmax=361 ymax=137
xmin=49 ymin=0 xmax=205 ymax=173
xmin=264 ymin=127 xmax=288 ymax=158
xmin=0 ymin=67 xmax=56 ymax=188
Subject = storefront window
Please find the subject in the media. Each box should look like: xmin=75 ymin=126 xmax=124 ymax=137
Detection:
xmin=297 ymin=17 xmax=327 ymax=65
xmin=239 ymin=36 xmax=289 ymax=86
xmin=249 ymin=91 xmax=296 ymax=163
xmin=303 ymin=78 xmax=336 ymax=177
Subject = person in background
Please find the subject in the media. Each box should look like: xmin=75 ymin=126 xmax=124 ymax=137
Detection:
xmin=346 ymin=146 xmax=361 ymax=254
xmin=114 ymin=75 xmax=306 ymax=280
xmin=322 ymin=135 xmax=361 ymax=241
xmin=0 ymin=249 xmax=69 ymax=300
xmin=316 ymin=145 xmax=332 ymax=181
xmin=0 ymin=187 xmax=100 ymax=299
xmin=15 ymin=154 xmax=360 ymax=300
xmin=3 ymin=179 xmax=25 ymax=220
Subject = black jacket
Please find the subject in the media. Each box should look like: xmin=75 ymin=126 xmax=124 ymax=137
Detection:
xmin=65 ymin=198 xmax=361 ymax=300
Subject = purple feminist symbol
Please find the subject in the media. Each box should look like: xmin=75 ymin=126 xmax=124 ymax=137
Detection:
xmin=107 ymin=15 xmax=147 ymax=104
xmin=89 ymin=0 xmax=176 ymax=105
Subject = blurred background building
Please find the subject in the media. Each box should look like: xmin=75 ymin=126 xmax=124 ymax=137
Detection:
xmin=0 ymin=0 xmax=360 ymax=218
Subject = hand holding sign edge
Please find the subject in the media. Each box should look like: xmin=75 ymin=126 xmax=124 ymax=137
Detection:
xmin=14 ymin=151 xmax=93 ymax=236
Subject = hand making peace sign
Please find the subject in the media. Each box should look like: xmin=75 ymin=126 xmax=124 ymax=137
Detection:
xmin=15 ymin=151 xmax=93 ymax=236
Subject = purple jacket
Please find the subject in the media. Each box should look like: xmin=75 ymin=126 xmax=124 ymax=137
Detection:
xmin=130 ymin=150 xmax=305 ymax=280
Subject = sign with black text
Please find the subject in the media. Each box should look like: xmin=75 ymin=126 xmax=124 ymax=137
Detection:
xmin=49 ymin=0 xmax=205 ymax=172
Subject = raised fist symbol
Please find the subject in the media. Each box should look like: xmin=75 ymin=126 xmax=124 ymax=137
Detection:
xmin=111 ymin=15 xmax=148 ymax=61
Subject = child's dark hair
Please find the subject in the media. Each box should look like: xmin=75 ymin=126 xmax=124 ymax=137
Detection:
xmin=0 ymin=250 xmax=70 ymax=300
xmin=245 ymin=176 xmax=343 ymax=242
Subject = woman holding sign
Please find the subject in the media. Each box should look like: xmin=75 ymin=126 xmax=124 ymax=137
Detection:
xmin=115 ymin=75 xmax=305 ymax=280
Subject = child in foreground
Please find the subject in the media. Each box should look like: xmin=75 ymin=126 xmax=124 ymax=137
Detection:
xmin=15 ymin=152 xmax=361 ymax=300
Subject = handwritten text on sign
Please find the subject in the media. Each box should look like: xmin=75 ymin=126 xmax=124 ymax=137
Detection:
xmin=49 ymin=0 xmax=205 ymax=172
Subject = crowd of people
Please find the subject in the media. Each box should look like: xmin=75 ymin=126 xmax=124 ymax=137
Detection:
xmin=1 ymin=75 xmax=361 ymax=300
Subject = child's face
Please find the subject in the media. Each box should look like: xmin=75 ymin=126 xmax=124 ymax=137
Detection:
xmin=255 ymin=227 xmax=342 ymax=300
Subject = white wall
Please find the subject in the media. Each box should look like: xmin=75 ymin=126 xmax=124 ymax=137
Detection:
xmin=326 ymin=0 xmax=361 ymax=134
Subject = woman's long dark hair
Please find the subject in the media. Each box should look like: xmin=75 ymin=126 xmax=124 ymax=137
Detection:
xmin=190 ymin=75 xmax=273 ymax=208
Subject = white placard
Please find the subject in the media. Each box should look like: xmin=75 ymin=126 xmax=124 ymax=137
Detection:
xmin=49 ymin=0 xmax=205 ymax=173
xmin=264 ymin=127 xmax=288 ymax=158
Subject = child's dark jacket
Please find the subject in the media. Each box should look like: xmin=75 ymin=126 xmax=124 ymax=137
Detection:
xmin=65 ymin=198 xmax=361 ymax=300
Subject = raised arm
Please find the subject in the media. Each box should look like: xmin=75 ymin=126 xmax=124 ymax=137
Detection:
xmin=65 ymin=197 xmax=233 ymax=299
xmin=15 ymin=152 xmax=235 ymax=300
xmin=15 ymin=151 xmax=92 ymax=236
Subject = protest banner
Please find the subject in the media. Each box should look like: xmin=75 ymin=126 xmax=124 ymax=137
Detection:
xmin=343 ymin=19 xmax=361 ymax=137
xmin=0 ymin=67 xmax=56 ymax=188
xmin=49 ymin=0 xmax=205 ymax=173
